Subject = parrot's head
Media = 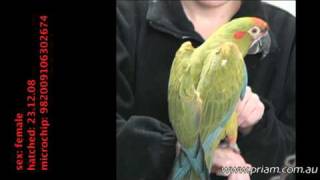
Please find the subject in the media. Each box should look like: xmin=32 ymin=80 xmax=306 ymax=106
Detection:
xmin=214 ymin=17 xmax=271 ymax=58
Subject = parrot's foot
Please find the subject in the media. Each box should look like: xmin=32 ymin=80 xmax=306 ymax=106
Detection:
xmin=219 ymin=142 xmax=240 ymax=153
xmin=228 ymin=143 xmax=240 ymax=154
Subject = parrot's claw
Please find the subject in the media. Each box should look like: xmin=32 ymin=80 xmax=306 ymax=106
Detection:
xmin=228 ymin=143 xmax=241 ymax=154
xmin=219 ymin=142 xmax=240 ymax=153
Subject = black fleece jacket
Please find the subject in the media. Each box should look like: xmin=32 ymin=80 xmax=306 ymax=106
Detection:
xmin=116 ymin=1 xmax=295 ymax=180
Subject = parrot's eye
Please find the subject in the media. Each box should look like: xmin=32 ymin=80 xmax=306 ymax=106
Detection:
xmin=248 ymin=26 xmax=261 ymax=38
xmin=251 ymin=28 xmax=258 ymax=34
xmin=249 ymin=26 xmax=260 ymax=35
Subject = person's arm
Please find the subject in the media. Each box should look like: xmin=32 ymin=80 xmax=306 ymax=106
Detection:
xmin=237 ymin=43 xmax=296 ymax=178
xmin=116 ymin=5 xmax=177 ymax=180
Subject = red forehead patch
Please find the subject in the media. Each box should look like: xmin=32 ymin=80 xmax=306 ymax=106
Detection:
xmin=234 ymin=31 xmax=246 ymax=39
xmin=253 ymin=17 xmax=268 ymax=29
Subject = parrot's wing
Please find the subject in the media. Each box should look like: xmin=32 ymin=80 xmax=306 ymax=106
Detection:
xmin=196 ymin=42 xmax=246 ymax=166
xmin=168 ymin=41 xmax=201 ymax=149
xmin=169 ymin=41 xmax=215 ymax=180
xmin=240 ymin=65 xmax=248 ymax=100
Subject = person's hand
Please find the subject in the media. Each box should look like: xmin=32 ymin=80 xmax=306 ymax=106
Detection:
xmin=211 ymin=147 xmax=251 ymax=180
xmin=236 ymin=86 xmax=265 ymax=135
xmin=228 ymin=173 xmax=251 ymax=180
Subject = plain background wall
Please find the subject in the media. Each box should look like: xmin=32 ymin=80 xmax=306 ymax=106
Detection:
xmin=263 ymin=0 xmax=296 ymax=16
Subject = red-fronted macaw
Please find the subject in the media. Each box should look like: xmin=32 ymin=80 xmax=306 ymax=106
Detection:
xmin=168 ymin=17 xmax=271 ymax=180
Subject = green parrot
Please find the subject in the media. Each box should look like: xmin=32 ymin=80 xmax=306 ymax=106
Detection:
xmin=168 ymin=17 xmax=271 ymax=180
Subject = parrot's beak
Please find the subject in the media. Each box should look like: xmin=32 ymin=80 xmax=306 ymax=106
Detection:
xmin=248 ymin=31 xmax=271 ymax=59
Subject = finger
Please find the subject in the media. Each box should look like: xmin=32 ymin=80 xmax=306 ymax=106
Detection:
xmin=239 ymin=107 xmax=257 ymax=128
xmin=236 ymin=102 xmax=245 ymax=122
xmin=243 ymin=86 xmax=252 ymax=101
xmin=237 ymin=112 xmax=244 ymax=126
xmin=244 ymin=103 xmax=264 ymax=127
xmin=229 ymin=151 xmax=246 ymax=165
xmin=212 ymin=149 xmax=250 ymax=177
xmin=212 ymin=148 xmax=239 ymax=170
xmin=243 ymin=94 xmax=259 ymax=115
xmin=238 ymin=94 xmax=259 ymax=123
xmin=222 ymin=161 xmax=251 ymax=179
xmin=237 ymin=87 xmax=251 ymax=113
xmin=221 ymin=149 xmax=246 ymax=166
xmin=226 ymin=162 xmax=252 ymax=179
xmin=212 ymin=148 xmax=227 ymax=167
xmin=236 ymin=101 xmax=245 ymax=125
xmin=240 ymin=107 xmax=260 ymax=128
xmin=237 ymin=87 xmax=252 ymax=113
xmin=228 ymin=173 xmax=251 ymax=180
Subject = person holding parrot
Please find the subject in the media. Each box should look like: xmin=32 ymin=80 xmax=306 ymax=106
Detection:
xmin=116 ymin=0 xmax=295 ymax=180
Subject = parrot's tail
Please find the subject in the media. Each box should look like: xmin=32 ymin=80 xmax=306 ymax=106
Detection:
xmin=170 ymin=138 xmax=210 ymax=180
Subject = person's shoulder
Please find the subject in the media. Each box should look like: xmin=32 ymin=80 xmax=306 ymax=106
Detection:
xmin=117 ymin=0 xmax=150 ymax=21
xmin=260 ymin=2 xmax=295 ymax=49
xmin=261 ymin=2 xmax=295 ymax=28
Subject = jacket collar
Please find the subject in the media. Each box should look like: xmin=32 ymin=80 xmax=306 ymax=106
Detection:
xmin=146 ymin=0 xmax=200 ymax=40
xmin=146 ymin=0 xmax=279 ymax=52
